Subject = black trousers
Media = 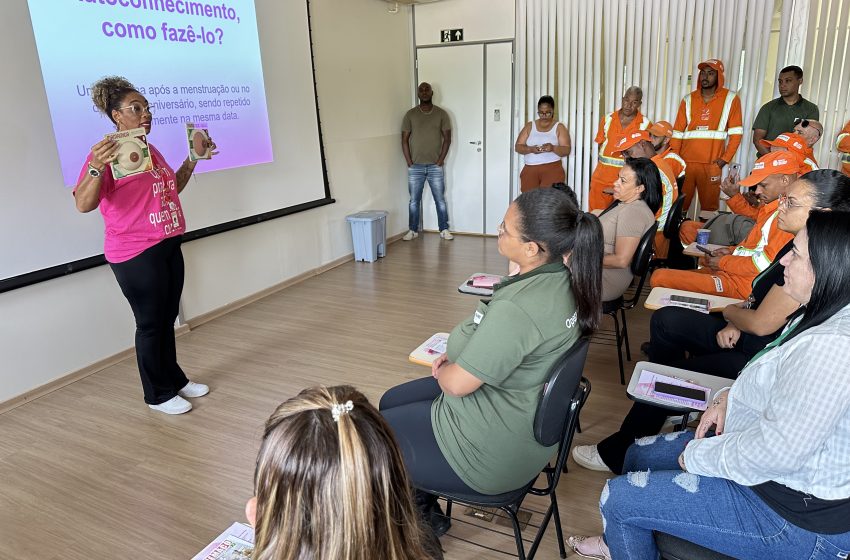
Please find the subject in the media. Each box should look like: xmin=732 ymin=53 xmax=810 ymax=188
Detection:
xmin=597 ymin=306 xmax=773 ymax=474
xmin=379 ymin=377 xmax=474 ymax=495
xmin=110 ymin=236 xmax=188 ymax=405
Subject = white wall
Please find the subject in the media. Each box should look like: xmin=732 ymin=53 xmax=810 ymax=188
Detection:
xmin=0 ymin=0 xmax=414 ymax=403
xmin=414 ymin=0 xmax=515 ymax=46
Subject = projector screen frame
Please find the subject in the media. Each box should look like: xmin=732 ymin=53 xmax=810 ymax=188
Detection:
xmin=2 ymin=0 xmax=334 ymax=295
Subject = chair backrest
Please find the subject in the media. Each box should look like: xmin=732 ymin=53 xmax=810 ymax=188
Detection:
xmin=534 ymin=337 xmax=590 ymax=446
xmin=662 ymin=195 xmax=686 ymax=241
xmin=630 ymin=224 xmax=657 ymax=277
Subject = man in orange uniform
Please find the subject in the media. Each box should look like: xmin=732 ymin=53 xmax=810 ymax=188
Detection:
xmin=588 ymin=86 xmax=649 ymax=211
xmin=613 ymin=130 xmax=679 ymax=258
xmin=671 ymin=59 xmax=743 ymax=212
xmin=838 ymin=120 xmax=850 ymax=177
xmin=648 ymin=120 xmax=686 ymax=182
xmin=650 ymin=151 xmax=798 ymax=299
xmin=761 ymin=132 xmax=818 ymax=172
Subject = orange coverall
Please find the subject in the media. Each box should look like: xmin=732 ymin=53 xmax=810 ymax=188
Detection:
xmin=650 ymin=198 xmax=792 ymax=299
xmin=670 ymin=71 xmax=743 ymax=212
xmin=652 ymin=154 xmax=679 ymax=259
xmin=659 ymin=146 xmax=686 ymax=180
xmin=588 ymin=111 xmax=649 ymax=211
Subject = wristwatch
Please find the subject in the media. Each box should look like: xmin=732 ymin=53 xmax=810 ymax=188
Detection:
xmin=87 ymin=163 xmax=102 ymax=178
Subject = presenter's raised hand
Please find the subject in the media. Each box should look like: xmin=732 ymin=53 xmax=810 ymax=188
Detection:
xmin=90 ymin=138 xmax=118 ymax=170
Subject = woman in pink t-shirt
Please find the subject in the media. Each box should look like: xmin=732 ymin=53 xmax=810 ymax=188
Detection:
xmin=75 ymin=76 xmax=216 ymax=415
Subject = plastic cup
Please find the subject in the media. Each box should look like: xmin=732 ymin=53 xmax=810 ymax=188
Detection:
xmin=696 ymin=229 xmax=711 ymax=245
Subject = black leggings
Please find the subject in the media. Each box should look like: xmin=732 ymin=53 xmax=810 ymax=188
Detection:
xmin=597 ymin=306 xmax=772 ymax=474
xmin=110 ymin=236 xmax=188 ymax=405
xmin=380 ymin=377 xmax=474 ymax=495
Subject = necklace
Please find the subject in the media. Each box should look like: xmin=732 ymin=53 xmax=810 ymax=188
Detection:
xmin=418 ymin=104 xmax=433 ymax=114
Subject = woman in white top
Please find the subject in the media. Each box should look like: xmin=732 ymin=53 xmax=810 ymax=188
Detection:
xmin=515 ymin=95 xmax=571 ymax=192
xmin=569 ymin=210 xmax=850 ymax=560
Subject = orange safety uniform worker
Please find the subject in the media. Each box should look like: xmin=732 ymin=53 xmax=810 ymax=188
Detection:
xmin=837 ymin=120 xmax=850 ymax=177
xmin=588 ymin=87 xmax=649 ymax=211
xmin=671 ymin=59 xmax=743 ymax=212
xmin=648 ymin=121 xmax=686 ymax=181
xmin=612 ymin=130 xmax=679 ymax=258
xmin=761 ymin=132 xmax=818 ymax=172
xmin=650 ymin=152 xmax=798 ymax=299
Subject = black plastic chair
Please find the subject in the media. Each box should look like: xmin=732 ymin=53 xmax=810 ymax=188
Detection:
xmin=599 ymin=225 xmax=656 ymax=384
xmin=420 ymin=338 xmax=591 ymax=560
xmin=650 ymin=195 xmax=686 ymax=271
xmin=656 ymin=532 xmax=737 ymax=560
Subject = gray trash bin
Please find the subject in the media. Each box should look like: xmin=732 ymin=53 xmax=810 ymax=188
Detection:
xmin=346 ymin=211 xmax=388 ymax=262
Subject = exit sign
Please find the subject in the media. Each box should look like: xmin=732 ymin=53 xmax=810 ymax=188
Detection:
xmin=441 ymin=28 xmax=464 ymax=43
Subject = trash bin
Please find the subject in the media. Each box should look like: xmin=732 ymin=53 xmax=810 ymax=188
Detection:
xmin=346 ymin=211 xmax=388 ymax=262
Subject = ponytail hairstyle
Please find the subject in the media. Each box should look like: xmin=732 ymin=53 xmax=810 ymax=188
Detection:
xmin=623 ymin=157 xmax=662 ymax=214
xmin=252 ymin=385 xmax=434 ymax=560
xmin=779 ymin=211 xmax=850 ymax=347
xmin=90 ymin=76 xmax=138 ymax=125
xmin=514 ymin=188 xmax=604 ymax=334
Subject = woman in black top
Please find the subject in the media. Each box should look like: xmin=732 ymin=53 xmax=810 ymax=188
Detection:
xmin=574 ymin=170 xmax=850 ymax=474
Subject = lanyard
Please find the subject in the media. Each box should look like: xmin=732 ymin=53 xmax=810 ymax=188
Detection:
xmin=744 ymin=317 xmax=801 ymax=367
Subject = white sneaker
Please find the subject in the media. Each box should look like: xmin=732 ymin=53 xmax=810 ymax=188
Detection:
xmin=148 ymin=395 xmax=192 ymax=415
xmin=402 ymin=230 xmax=419 ymax=241
xmin=572 ymin=445 xmax=612 ymax=472
xmin=440 ymin=229 xmax=454 ymax=240
xmin=178 ymin=381 xmax=210 ymax=398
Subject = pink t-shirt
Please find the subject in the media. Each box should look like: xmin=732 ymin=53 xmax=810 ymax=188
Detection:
xmin=76 ymin=144 xmax=186 ymax=263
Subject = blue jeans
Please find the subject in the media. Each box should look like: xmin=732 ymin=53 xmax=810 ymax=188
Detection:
xmin=408 ymin=164 xmax=449 ymax=232
xmin=601 ymin=431 xmax=850 ymax=559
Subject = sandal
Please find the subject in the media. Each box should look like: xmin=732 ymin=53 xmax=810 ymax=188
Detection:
xmin=567 ymin=535 xmax=612 ymax=560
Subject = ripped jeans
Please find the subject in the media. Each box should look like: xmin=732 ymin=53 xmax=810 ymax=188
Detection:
xmin=600 ymin=431 xmax=850 ymax=560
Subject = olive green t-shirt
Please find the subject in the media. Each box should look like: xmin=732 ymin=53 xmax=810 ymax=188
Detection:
xmin=402 ymin=106 xmax=451 ymax=164
xmin=431 ymin=262 xmax=580 ymax=495
xmin=752 ymin=97 xmax=819 ymax=141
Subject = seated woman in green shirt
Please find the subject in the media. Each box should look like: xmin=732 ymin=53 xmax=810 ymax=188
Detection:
xmin=380 ymin=188 xmax=604 ymax=537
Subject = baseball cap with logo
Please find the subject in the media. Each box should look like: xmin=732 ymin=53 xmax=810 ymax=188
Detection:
xmin=760 ymin=132 xmax=808 ymax=155
xmin=647 ymin=121 xmax=674 ymax=138
xmin=739 ymin=151 xmax=803 ymax=187
xmin=698 ymin=59 xmax=725 ymax=73
xmin=612 ymin=130 xmax=652 ymax=153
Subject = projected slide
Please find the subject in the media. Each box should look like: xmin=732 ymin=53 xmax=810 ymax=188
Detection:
xmin=27 ymin=0 xmax=273 ymax=186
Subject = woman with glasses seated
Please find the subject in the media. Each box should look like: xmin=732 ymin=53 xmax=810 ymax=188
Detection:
xmin=570 ymin=209 xmax=850 ymax=560
xmin=380 ymin=188 xmax=603 ymax=537
xmin=73 ymin=76 xmax=216 ymax=415
xmin=573 ymin=170 xmax=850 ymax=475
xmin=515 ymin=95 xmax=571 ymax=192
xmin=597 ymin=157 xmax=661 ymax=302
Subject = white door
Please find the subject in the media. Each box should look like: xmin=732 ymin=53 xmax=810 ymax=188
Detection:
xmin=417 ymin=44 xmax=485 ymax=234
xmin=484 ymin=42 xmax=513 ymax=235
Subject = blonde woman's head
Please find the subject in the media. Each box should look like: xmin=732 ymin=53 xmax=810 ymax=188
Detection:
xmin=247 ymin=385 xmax=434 ymax=560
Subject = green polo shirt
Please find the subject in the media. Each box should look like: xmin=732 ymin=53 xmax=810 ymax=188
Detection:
xmin=431 ymin=262 xmax=580 ymax=495
xmin=752 ymin=96 xmax=819 ymax=141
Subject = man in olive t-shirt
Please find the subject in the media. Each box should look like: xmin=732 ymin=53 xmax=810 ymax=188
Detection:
xmin=401 ymin=82 xmax=453 ymax=241
xmin=752 ymin=66 xmax=819 ymax=156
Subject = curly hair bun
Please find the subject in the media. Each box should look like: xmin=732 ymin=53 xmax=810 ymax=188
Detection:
xmin=91 ymin=76 xmax=136 ymax=116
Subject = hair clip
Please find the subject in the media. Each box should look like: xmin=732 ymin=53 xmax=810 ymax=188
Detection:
xmin=331 ymin=400 xmax=354 ymax=422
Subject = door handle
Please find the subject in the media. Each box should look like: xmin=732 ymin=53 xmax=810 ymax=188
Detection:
xmin=468 ymin=141 xmax=482 ymax=145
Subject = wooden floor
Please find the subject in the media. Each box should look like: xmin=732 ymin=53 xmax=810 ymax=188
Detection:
xmin=0 ymin=233 xmax=654 ymax=559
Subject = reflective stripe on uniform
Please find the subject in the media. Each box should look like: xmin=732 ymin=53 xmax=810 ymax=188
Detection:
xmin=727 ymin=126 xmax=744 ymax=135
xmin=804 ymin=158 xmax=819 ymax=171
xmin=664 ymin=152 xmax=687 ymax=177
xmin=732 ymin=210 xmax=778 ymax=272
xmin=683 ymin=130 xmax=729 ymax=140
xmin=599 ymin=113 xmax=615 ymax=155
xmin=841 ymin=153 xmax=850 ymax=164
xmin=717 ymin=92 xmax=738 ymax=131
xmin=598 ymin=154 xmax=624 ymax=167
xmin=657 ymin=174 xmax=674 ymax=230
xmin=836 ymin=133 xmax=849 ymax=150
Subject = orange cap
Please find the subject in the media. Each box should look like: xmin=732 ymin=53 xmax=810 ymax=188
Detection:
xmin=760 ymin=133 xmax=808 ymax=155
xmin=739 ymin=151 xmax=803 ymax=187
xmin=647 ymin=121 xmax=674 ymax=138
xmin=612 ymin=130 xmax=652 ymax=153
xmin=698 ymin=59 xmax=725 ymax=73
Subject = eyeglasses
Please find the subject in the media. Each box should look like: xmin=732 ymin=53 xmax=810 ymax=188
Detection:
xmin=497 ymin=221 xmax=546 ymax=252
xmin=793 ymin=118 xmax=810 ymax=128
xmin=118 ymin=103 xmax=153 ymax=117
xmin=778 ymin=193 xmax=822 ymax=210
xmin=537 ymin=111 xmax=554 ymax=118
